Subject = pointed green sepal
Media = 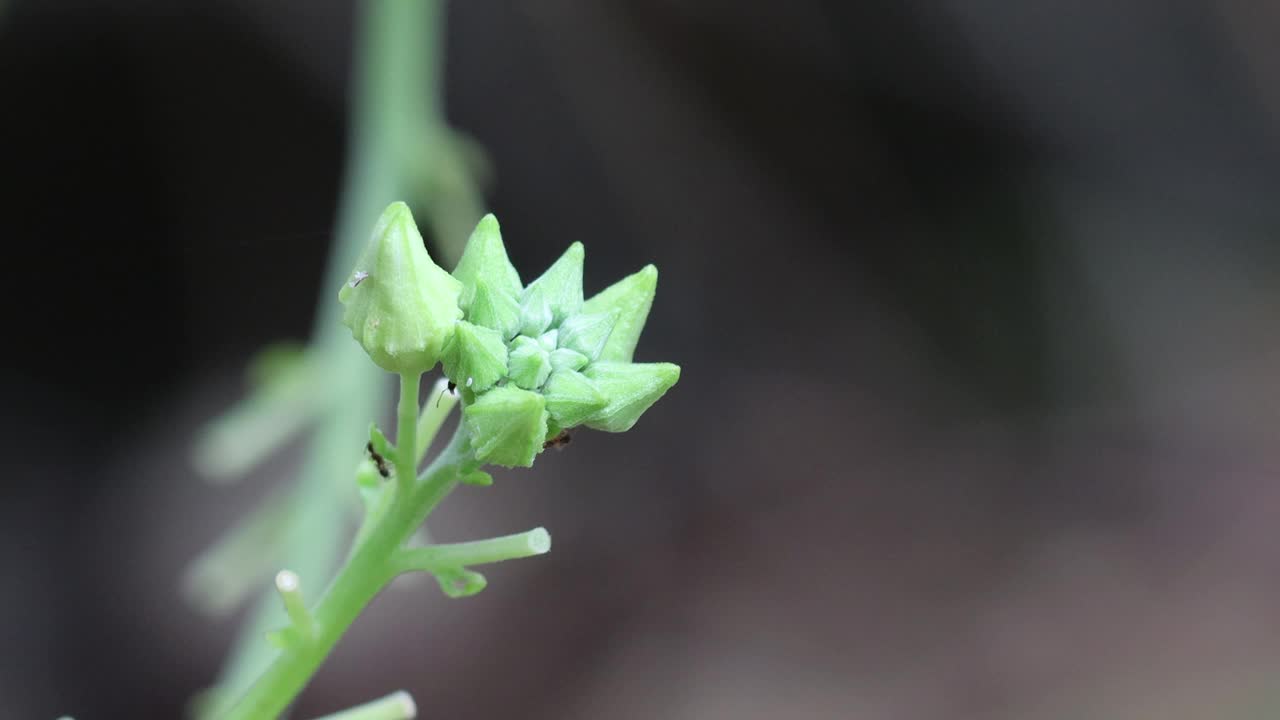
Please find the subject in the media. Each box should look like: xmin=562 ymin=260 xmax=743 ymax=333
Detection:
xmin=435 ymin=568 xmax=487 ymax=598
xmin=543 ymin=370 xmax=608 ymax=428
xmin=583 ymin=361 xmax=680 ymax=432
xmin=440 ymin=321 xmax=509 ymax=393
xmin=463 ymin=386 xmax=549 ymax=467
xmin=549 ymin=347 xmax=589 ymax=372
xmin=467 ymin=278 xmax=522 ymax=338
xmin=522 ymin=242 xmax=584 ymax=326
xmin=557 ymin=310 xmax=618 ymax=361
xmin=507 ymin=336 xmax=552 ymax=390
xmin=338 ymin=202 xmax=463 ymax=373
xmin=582 ymin=264 xmax=657 ymax=363
xmin=452 ymin=214 xmax=522 ymax=308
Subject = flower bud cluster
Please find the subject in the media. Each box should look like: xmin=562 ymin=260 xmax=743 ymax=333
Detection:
xmin=340 ymin=204 xmax=679 ymax=468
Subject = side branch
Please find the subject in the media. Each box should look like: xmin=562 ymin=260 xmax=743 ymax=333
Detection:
xmin=390 ymin=528 xmax=551 ymax=575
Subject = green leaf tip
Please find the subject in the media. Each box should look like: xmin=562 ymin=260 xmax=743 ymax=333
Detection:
xmin=339 ymin=202 xmax=463 ymax=373
xmin=583 ymin=361 xmax=680 ymax=432
xmin=463 ymin=386 xmax=549 ymax=467
xmin=582 ymin=264 xmax=657 ymax=363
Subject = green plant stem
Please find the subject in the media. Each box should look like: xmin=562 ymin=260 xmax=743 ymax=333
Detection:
xmin=395 ymin=372 xmax=421 ymax=488
xmin=206 ymin=2 xmax=459 ymax=709
xmin=222 ymin=425 xmax=473 ymax=720
xmin=274 ymin=571 xmax=315 ymax=642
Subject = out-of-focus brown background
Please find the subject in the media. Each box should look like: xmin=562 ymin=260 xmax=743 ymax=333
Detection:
xmin=4 ymin=1 xmax=1280 ymax=718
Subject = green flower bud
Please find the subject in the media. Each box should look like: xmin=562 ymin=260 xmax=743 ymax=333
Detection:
xmin=557 ymin=310 xmax=618 ymax=361
xmin=548 ymin=347 xmax=589 ymax=373
xmin=583 ymin=361 xmax=680 ymax=432
xmin=467 ymin=279 xmax=522 ymax=339
xmin=581 ymin=264 xmax=657 ymax=363
xmin=521 ymin=242 xmax=584 ymax=326
xmin=441 ymin=321 xmax=508 ymax=393
xmin=537 ymin=329 xmax=558 ymax=352
xmin=463 ymin=386 xmax=549 ymax=468
xmin=339 ymin=202 xmax=463 ymax=374
xmin=507 ymin=336 xmax=552 ymax=390
xmin=452 ymin=214 xmax=522 ymax=309
xmin=542 ymin=370 xmax=608 ymax=428
xmin=518 ymin=286 xmax=554 ymax=337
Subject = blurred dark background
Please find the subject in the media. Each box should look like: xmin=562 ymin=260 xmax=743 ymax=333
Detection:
xmin=5 ymin=1 xmax=1280 ymax=718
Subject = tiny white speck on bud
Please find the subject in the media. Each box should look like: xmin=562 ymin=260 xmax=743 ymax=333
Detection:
xmin=349 ymin=270 xmax=369 ymax=288
xmin=466 ymin=376 xmax=474 ymax=387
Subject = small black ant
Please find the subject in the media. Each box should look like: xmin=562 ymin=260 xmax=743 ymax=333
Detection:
xmin=542 ymin=429 xmax=572 ymax=450
xmin=365 ymin=441 xmax=390 ymax=478
xmin=436 ymin=380 xmax=458 ymax=408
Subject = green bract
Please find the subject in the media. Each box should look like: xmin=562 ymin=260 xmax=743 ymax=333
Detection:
xmin=338 ymin=202 xmax=463 ymax=373
xmin=445 ymin=213 xmax=680 ymax=468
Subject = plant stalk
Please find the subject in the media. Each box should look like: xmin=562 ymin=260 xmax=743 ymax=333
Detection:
xmin=221 ymin=424 xmax=472 ymax=720
xmin=395 ymin=372 xmax=421 ymax=489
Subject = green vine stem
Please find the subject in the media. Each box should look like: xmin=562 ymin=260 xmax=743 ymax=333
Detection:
xmin=198 ymin=1 xmax=484 ymax=712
